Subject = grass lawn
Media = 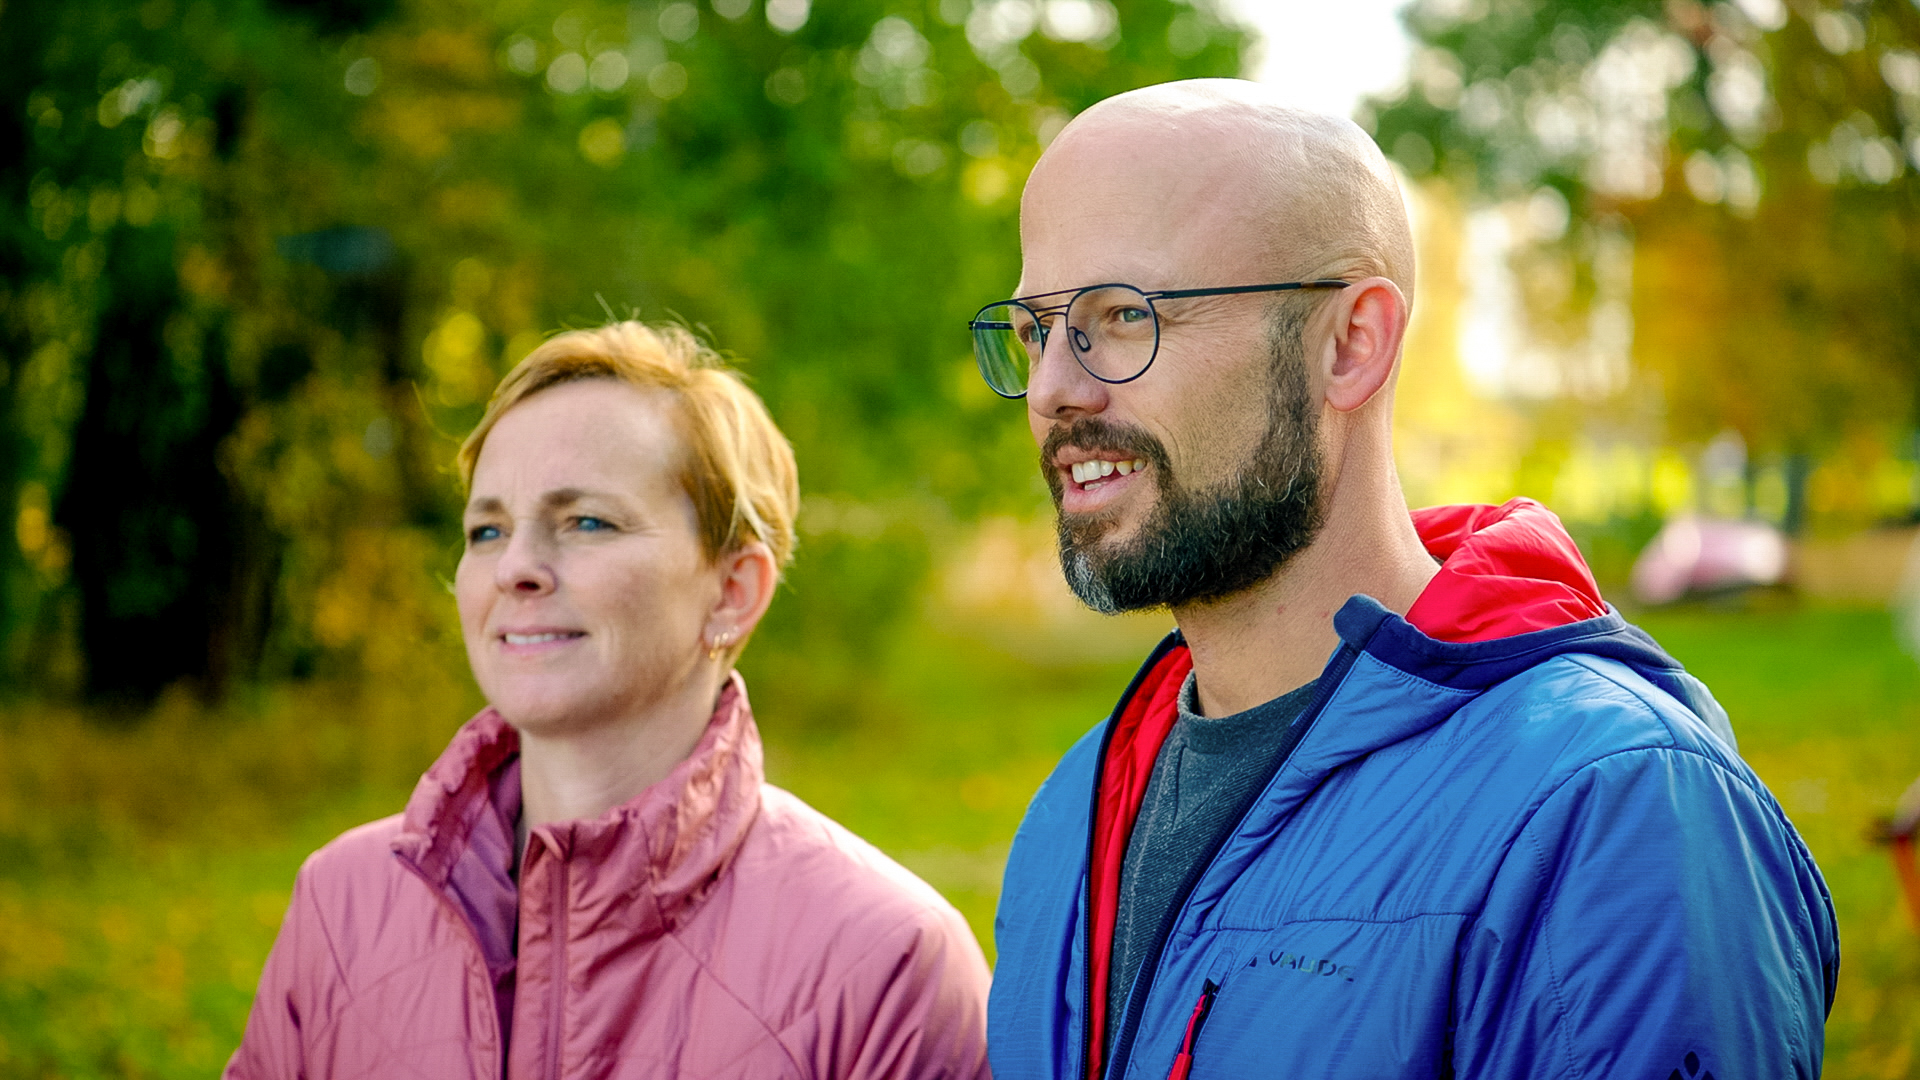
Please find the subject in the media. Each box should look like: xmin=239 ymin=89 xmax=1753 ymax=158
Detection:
xmin=0 ymin=602 xmax=1914 ymax=1077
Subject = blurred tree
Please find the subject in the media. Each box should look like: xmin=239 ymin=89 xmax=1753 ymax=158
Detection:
xmin=1371 ymin=0 xmax=1920 ymax=492
xmin=2 ymin=0 xmax=1249 ymax=713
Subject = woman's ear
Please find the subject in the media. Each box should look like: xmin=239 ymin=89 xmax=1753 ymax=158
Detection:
xmin=1324 ymin=277 xmax=1408 ymax=413
xmin=704 ymin=540 xmax=778 ymax=654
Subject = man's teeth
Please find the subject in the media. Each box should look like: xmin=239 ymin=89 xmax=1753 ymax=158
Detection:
xmin=505 ymin=632 xmax=577 ymax=645
xmin=1070 ymin=459 xmax=1149 ymax=484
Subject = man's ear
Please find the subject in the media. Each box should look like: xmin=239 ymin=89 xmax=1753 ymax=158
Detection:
xmin=1324 ymin=277 xmax=1408 ymax=413
xmin=705 ymin=540 xmax=778 ymax=650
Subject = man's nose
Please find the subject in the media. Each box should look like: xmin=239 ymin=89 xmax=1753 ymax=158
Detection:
xmin=1025 ymin=320 xmax=1110 ymax=423
xmin=494 ymin=528 xmax=557 ymax=595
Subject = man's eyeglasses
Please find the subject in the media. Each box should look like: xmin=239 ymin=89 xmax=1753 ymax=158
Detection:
xmin=967 ymin=280 xmax=1351 ymax=399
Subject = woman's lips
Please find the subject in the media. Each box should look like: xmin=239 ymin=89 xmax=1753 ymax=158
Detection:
xmin=499 ymin=629 xmax=587 ymax=653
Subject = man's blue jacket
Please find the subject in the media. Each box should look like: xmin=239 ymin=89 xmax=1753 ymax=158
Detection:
xmin=988 ymin=502 xmax=1838 ymax=1080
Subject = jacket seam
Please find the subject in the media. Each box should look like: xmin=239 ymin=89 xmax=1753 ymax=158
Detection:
xmin=785 ymin=904 xmax=955 ymax=1058
xmin=1515 ymin=824 xmax=1585 ymax=1080
xmin=301 ymin=861 xmax=496 ymax=1059
xmin=657 ymin=929 xmax=804 ymax=1072
xmin=1571 ymin=653 xmax=1815 ymax=1062
xmin=1405 ymin=624 xmax=1679 ymax=673
xmin=1561 ymin=656 xmax=1775 ymax=806
xmin=1351 ymin=654 xmax=1483 ymax=700
xmin=1497 ymin=743 xmax=1803 ymax=1078
xmin=1205 ymin=910 xmax=1473 ymax=933
xmin=1210 ymin=679 xmax=1723 ymax=939
xmin=303 ymin=949 xmax=482 ymax=1051
xmin=676 ymin=900 xmax=947 ymax=1075
xmin=299 ymin=868 xmax=353 ymax=1006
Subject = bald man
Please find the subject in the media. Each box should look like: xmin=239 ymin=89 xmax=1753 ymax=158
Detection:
xmin=974 ymin=80 xmax=1836 ymax=1080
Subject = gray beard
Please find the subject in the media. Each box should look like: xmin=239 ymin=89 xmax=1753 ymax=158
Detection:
xmin=1049 ymin=310 xmax=1325 ymax=614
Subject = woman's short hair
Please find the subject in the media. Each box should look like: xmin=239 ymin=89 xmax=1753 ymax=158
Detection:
xmin=458 ymin=322 xmax=798 ymax=574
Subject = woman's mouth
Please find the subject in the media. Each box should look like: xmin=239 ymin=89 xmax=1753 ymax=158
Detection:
xmin=501 ymin=630 xmax=586 ymax=648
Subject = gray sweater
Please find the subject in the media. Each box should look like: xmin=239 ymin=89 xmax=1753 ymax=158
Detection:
xmin=1105 ymin=672 xmax=1316 ymax=1053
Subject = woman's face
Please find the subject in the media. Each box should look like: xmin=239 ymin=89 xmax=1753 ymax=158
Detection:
xmin=456 ymin=379 xmax=720 ymax=736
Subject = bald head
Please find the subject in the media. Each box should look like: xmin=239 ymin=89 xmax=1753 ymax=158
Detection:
xmin=1020 ymin=79 xmax=1414 ymax=304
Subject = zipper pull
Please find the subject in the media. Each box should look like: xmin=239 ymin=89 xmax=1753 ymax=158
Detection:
xmin=1166 ymin=979 xmax=1219 ymax=1080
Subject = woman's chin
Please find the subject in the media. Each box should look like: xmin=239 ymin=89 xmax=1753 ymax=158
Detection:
xmin=486 ymin=687 xmax=606 ymax=738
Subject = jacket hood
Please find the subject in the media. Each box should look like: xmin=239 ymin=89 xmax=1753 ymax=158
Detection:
xmin=1351 ymin=501 xmax=1728 ymax=746
xmin=391 ymin=673 xmax=765 ymax=947
xmin=1405 ymin=498 xmax=1607 ymax=643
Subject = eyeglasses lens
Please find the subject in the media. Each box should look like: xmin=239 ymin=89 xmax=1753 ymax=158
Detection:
xmin=1065 ymin=285 xmax=1156 ymax=383
xmin=971 ymin=286 xmax=1159 ymax=396
xmin=971 ymin=302 xmax=1040 ymax=397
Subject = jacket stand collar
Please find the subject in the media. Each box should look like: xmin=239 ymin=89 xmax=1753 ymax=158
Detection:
xmin=391 ymin=673 xmax=766 ymax=942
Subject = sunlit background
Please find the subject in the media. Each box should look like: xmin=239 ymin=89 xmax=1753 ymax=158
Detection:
xmin=3 ymin=0 xmax=1919 ymax=1074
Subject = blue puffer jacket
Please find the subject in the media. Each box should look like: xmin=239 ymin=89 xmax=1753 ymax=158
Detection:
xmin=989 ymin=517 xmax=1838 ymax=1080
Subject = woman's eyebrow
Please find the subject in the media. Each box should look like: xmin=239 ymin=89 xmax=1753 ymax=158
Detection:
xmin=464 ymin=488 xmax=622 ymax=516
xmin=540 ymin=487 xmax=610 ymax=509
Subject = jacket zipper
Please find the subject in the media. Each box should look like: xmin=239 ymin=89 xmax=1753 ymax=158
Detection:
xmin=1165 ymin=980 xmax=1218 ymax=1080
xmin=545 ymin=852 xmax=569 ymax=1080
xmin=1081 ymin=741 xmax=1103 ymax=1080
xmin=1083 ymin=633 xmax=1188 ymax=1080
xmin=1099 ymin=640 xmax=1359 ymax=1080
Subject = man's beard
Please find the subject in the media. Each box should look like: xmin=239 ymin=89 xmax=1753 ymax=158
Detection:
xmin=1045 ymin=310 xmax=1325 ymax=614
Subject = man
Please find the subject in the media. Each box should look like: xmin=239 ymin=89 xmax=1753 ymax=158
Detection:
xmin=975 ymin=79 xmax=1836 ymax=1079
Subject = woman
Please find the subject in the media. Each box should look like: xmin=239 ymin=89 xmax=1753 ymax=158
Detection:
xmin=227 ymin=323 xmax=991 ymax=1078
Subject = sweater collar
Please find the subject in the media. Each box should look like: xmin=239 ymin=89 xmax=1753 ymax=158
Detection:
xmin=391 ymin=673 xmax=765 ymax=940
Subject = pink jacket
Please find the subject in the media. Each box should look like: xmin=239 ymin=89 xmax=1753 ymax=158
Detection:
xmin=226 ymin=676 xmax=992 ymax=1079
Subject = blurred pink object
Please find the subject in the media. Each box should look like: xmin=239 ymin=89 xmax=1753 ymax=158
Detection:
xmin=1631 ymin=516 xmax=1789 ymax=605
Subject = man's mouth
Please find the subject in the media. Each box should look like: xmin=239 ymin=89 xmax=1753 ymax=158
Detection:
xmin=1068 ymin=457 xmax=1150 ymax=488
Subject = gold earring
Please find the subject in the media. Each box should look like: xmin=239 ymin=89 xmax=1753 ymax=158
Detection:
xmin=706 ymin=629 xmax=733 ymax=661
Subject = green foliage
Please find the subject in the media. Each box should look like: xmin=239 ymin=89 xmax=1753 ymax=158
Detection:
xmin=0 ymin=0 xmax=1252 ymax=707
xmin=1371 ymin=0 xmax=1920 ymax=458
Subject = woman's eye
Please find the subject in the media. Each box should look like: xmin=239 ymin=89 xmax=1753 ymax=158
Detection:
xmin=573 ymin=516 xmax=611 ymax=532
xmin=467 ymin=524 xmax=502 ymax=544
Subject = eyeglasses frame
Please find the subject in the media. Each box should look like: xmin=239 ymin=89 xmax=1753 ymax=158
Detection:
xmin=968 ymin=279 xmax=1354 ymax=399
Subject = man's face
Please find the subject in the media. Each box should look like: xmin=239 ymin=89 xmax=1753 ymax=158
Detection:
xmin=1043 ymin=306 xmax=1325 ymax=613
xmin=1019 ymin=135 xmax=1328 ymax=612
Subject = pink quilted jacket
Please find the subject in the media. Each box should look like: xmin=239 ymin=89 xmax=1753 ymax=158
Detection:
xmin=225 ymin=675 xmax=992 ymax=1079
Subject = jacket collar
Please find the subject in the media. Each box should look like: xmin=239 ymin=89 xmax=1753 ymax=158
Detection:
xmin=391 ymin=673 xmax=765 ymax=943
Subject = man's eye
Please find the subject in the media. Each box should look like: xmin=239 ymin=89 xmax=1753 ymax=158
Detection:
xmin=467 ymin=524 xmax=502 ymax=544
xmin=1116 ymin=306 xmax=1151 ymax=324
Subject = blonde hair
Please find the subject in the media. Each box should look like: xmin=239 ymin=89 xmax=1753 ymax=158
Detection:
xmin=458 ymin=322 xmax=799 ymax=579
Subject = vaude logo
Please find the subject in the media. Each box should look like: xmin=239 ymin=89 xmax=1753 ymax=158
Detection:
xmin=1668 ymin=1050 xmax=1715 ymax=1080
xmin=1245 ymin=948 xmax=1357 ymax=982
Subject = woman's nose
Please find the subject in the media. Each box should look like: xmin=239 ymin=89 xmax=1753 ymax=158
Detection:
xmin=494 ymin=529 xmax=557 ymax=594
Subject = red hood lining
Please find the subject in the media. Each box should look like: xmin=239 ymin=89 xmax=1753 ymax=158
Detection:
xmin=1406 ymin=498 xmax=1606 ymax=644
